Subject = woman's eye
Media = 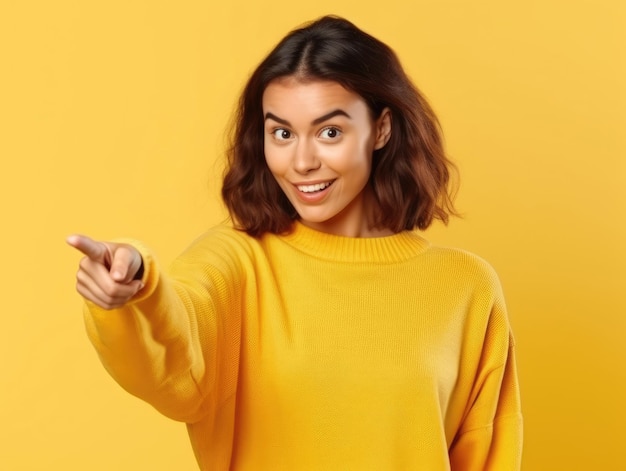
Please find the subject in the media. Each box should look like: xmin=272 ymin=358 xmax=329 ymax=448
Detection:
xmin=320 ymin=127 xmax=342 ymax=139
xmin=272 ymin=128 xmax=292 ymax=140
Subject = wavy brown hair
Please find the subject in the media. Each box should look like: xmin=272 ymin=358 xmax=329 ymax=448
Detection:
xmin=222 ymin=15 xmax=457 ymax=237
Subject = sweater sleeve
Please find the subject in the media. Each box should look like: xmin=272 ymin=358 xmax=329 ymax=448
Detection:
xmin=448 ymin=297 xmax=523 ymax=470
xmin=82 ymin=234 xmax=244 ymax=424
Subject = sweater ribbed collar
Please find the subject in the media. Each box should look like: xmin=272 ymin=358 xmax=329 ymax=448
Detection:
xmin=276 ymin=221 xmax=431 ymax=264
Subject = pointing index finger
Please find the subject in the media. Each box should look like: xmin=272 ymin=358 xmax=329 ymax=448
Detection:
xmin=66 ymin=234 xmax=107 ymax=262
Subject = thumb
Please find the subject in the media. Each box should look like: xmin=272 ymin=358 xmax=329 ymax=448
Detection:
xmin=109 ymin=244 xmax=143 ymax=284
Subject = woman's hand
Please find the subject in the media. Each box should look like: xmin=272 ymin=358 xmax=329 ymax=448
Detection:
xmin=67 ymin=235 xmax=145 ymax=310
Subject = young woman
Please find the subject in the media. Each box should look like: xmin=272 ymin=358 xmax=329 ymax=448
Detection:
xmin=68 ymin=16 xmax=522 ymax=470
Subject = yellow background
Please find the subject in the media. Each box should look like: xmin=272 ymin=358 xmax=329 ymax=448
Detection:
xmin=1 ymin=0 xmax=624 ymax=469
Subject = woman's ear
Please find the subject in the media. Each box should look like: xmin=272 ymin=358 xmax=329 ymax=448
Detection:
xmin=374 ymin=108 xmax=392 ymax=150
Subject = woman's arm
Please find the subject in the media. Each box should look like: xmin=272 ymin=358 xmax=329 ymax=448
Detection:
xmin=448 ymin=298 xmax=523 ymax=470
xmin=68 ymin=234 xmax=242 ymax=424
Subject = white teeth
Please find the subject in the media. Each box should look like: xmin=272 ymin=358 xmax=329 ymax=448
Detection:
xmin=297 ymin=181 xmax=333 ymax=193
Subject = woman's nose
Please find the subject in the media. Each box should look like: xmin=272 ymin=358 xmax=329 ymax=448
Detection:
xmin=293 ymin=140 xmax=321 ymax=174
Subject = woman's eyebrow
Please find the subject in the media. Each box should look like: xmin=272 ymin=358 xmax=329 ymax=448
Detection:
xmin=311 ymin=109 xmax=351 ymax=125
xmin=264 ymin=112 xmax=290 ymax=126
xmin=264 ymin=109 xmax=352 ymax=126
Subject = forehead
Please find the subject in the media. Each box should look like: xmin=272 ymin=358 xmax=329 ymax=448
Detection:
xmin=262 ymin=77 xmax=370 ymax=118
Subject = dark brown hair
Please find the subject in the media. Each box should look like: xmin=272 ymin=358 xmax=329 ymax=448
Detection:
xmin=222 ymin=15 xmax=457 ymax=237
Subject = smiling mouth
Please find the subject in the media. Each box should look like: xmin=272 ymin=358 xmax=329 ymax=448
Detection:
xmin=296 ymin=181 xmax=335 ymax=193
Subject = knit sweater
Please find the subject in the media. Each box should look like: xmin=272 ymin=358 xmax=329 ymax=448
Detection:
xmin=84 ymin=222 xmax=522 ymax=470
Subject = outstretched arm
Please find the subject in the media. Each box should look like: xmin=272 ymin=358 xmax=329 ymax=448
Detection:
xmin=67 ymin=231 xmax=246 ymax=424
xmin=67 ymin=235 xmax=213 ymax=423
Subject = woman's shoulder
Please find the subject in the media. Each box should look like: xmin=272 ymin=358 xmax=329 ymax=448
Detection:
xmin=424 ymin=243 xmax=503 ymax=291
xmin=189 ymin=223 xmax=257 ymax=246
xmin=173 ymin=224 xmax=263 ymax=266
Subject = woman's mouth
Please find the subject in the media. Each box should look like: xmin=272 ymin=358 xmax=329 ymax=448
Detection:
xmin=296 ymin=181 xmax=335 ymax=193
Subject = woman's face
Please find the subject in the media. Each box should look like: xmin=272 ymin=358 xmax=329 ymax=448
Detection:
xmin=262 ymin=77 xmax=391 ymax=237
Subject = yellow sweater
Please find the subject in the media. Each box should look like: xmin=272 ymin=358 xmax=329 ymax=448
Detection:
xmin=84 ymin=222 xmax=522 ymax=470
